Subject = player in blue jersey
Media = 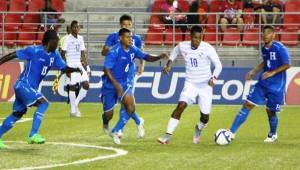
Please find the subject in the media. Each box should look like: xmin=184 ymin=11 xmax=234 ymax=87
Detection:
xmin=101 ymin=28 xmax=166 ymax=144
xmin=0 ymin=30 xmax=82 ymax=149
xmin=228 ymin=25 xmax=291 ymax=143
xmin=101 ymin=14 xmax=145 ymax=138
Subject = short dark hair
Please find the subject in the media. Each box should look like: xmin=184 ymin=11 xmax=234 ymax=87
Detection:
xmin=119 ymin=14 xmax=132 ymax=23
xmin=42 ymin=29 xmax=59 ymax=45
xmin=190 ymin=26 xmax=203 ymax=35
xmin=71 ymin=20 xmax=79 ymax=28
xmin=119 ymin=28 xmax=131 ymax=36
xmin=263 ymin=25 xmax=274 ymax=32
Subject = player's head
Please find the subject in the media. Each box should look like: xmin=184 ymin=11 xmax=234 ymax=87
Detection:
xmin=119 ymin=14 xmax=133 ymax=30
xmin=119 ymin=28 xmax=132 ymax=47
xmin=190 ymin=26 xmax=203 ymax=47
xmin=263 ymin=25 xmax=275 ymax=44
xmin=42 ymin=29 xmax=59 ymax=52
xmin=71 ymin=20 xmax=80 ymax=35
xmin=66 ymin=25 xmax=71 ymax=34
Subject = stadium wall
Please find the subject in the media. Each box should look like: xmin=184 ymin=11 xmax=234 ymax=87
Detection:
xmin=1 ymin=62 xmax=300 ymax=105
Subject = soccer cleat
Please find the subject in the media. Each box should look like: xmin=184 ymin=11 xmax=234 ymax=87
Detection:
xmin=103 ymin=124 xmax=110 ymax=135
xmin=193 ymin=125 xmax=201 ymax=144
xmin=137 ymin=118 xmax=145 ymax=138
xmin=70 ymin=112 xmax=81 ymax=118
xmin=111 ymin=132 xmax=121 ymax=145
xmin=76 ymin=106 xmax=81 ymax=117
xmin=0 ymin=138 xmax=8 ymax=149
xmin=264 ymin=133 xmax=278 ymax=143
xmin=28 ymin=134 xmax=45 ymax=144
xmin=228 ymin=131 xmax=236 ymax=140
xmin=117 ymin=130 xmax=123 ymax=138
xmin=157 ymin=134 xmax=172 ymax=144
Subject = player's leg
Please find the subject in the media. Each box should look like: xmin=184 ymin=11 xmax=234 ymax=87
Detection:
xmin=69 ymin=72 xmax=81 ymax=117
xmin=101 ymin=88 xmax=118 ymax=134
xmin=75 ymin=66 xmax=89 ymax=108
xmin=264 ymin=91 xmax=283 ymax=143
xmin=158 ymin=82 xmax=196 ymax=144
xmin=193 ymin=85 xmax=212 ymax=144
xmin=229 ymin=84 xmax=265 ymax=139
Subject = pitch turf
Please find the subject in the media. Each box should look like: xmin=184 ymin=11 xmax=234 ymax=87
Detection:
xmin=0 ymin=102 xmax=299 ymax=170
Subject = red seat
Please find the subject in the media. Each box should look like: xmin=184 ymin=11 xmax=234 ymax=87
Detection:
xmin=222 ymin=28 xmax=241 ymax=46
xmin=51 ymin=0 xmax=65 ymax=12
xmin=0 ymin=32 xmax=17 ymax=46
xmin=151 ymin=0 xmax=164 ymax=13
xmin=203 ymin=28 xmax=221 ymax=45
xmin=243 ymin=8 xmax=256 ymax=30
xmin=28 ymin=0 xmax=45 ymax=12
xmin=145 ymin=27 xmax=164 ymax=45
xmin=9 ymin=0 xmax=27 ymax=12
xmin=164 ymin=28 xmax=183 ymax=45
xmin=283 ymin=0 xmax=300 ymax=29
xmin=209 ymin=0 xmax=222 ymax=12
xmin=178 ymin=0 xmax=189 ymax=12
xmin=242 ymin=28 xmax=260 ymax=46
xmin=280 ymin=29 xmax=299 ymax=46
xmin=4 ymin=14 xmax=23 ymax=30
xmin=206 ymin=14 xmax=217 ymax=28
xmin=0 ymin=0 xmax=8 ymax=26
xmin=18 ymin=29 xmax=37 ymax=46
xmin=35 ymin=30 xmax=44 ymax=44
xmin=149 ymin=15 xmax=165 ymax=30
xmin=23 ymin=14 xmax=41 ymax=30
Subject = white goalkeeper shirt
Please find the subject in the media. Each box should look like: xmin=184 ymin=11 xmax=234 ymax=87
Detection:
xmin=169 ymin=41 xmax=222 ymax=84
xmin=62 ymin=34 xmax=85 ymax=65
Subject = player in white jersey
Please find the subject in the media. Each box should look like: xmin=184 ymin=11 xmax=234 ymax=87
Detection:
xmin=61 ymin=20 xmax=90 ymax=117
xmin=157 ymin=26 xmax=222 ymax=144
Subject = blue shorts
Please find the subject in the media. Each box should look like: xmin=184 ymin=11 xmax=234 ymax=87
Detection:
xmin=247 ymin=83 xmax=284 ymax=112
xmin=100 ymin=84 xmax=133 ymax=112
xmin=13 ymin=80 xmax=44 ymax=112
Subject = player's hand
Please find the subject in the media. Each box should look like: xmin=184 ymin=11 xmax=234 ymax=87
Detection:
xmin=137 ymin=66 xmax=144 ymax=76
xmin=116 ymin=84 xmax=124 ymax=99
xmin=162 ymin=65 xmax=171 ymax=75
xmin=208 ymin=76 xmax=216 ymax=87
xmin=245 ymin=70 xmax=256 ymax=81
xmin=262 ymin=71 xmax=276 ymax=80
xmin=159 ymin=53 xmax=168 ymax=59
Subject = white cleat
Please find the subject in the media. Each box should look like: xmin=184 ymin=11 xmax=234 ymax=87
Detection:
xmin=70 ymin=112 xmax=81 ymax=118
xmin=117 ymin=130 xmax=123 ymax=138
xmin=228 ymin=131 xmax=236 ymax=140
xmin=111 ymin=132 xmax=121 ymax=145
xmin=76 ymin=106 xmax=81 ymax=117
xmin=193 ymin=125 xmax=201 ymax=144
xmin=264 ymin=134 xmax=278 ymax=143
xmin=137 ymin=118 xmax=145 ymax=138
xmin=157 ymin=134 xmax=171 ymax=144
xmin=103 ymin=124 xmax=110 ymax=135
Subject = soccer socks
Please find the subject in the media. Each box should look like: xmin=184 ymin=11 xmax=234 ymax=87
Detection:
xmin=75 ymin=88 xmax=87 ymax=106
xmin=166 ymin=117 xmax=179 ymax=134
xmin=29 ymin=102 xmax=49 ymax=137
xmin=230 ymin=107 xmax=250 ymax=134
xmin=197 ymin=122 xmax=207 ymax=132
xmin=131 ymin=111 xmax=141 ymax=125
xmin=268 ymin=114 xmax=278 ymax=136
xmin=112 ymin=109 xmax=130 ymax=133
xmin=69 ymin=91 xmax=77 ymax=113
xmin=0 ymin=114 xmax=20 ymax=138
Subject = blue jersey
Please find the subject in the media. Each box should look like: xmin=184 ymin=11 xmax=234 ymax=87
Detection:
xmin=103 ymin=43 xmax=147 ymax=89
xmin=258 ymin=41 xmax=290 ymax=92
xmin=104 ymin=32 xmax=143 ymax=49
xmin=16 ymin=45 xmax=67 ymax=89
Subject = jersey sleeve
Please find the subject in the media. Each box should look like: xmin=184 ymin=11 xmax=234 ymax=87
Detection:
xmin=208 ymin=45 xmax=222 ymax=78
xmin=104 ymin=50 xmax=118 ymax=69
xmin=278 ymin=45 xmax=290 ymax=65
xmin=53 ymin=50 xmax=67 ymax=70
xmin=133 ymin=47 xmax=147 ymax=60
xmin=169 ymin=44 xmax=181 ymax=61
xmin=104 ymin=33 xmax=115 ymax=48
xmin=134 ymin=36 xmax=143 ymax=49
xmin=62 ymin=36 xmax=69 ymax=51
xmin=80 ymin=36 xmax=86 ymax=51
xmin=16 ymin=46 xmax=36 ymax=60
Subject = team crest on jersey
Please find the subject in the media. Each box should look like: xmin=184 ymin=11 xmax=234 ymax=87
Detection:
xmin=130 ymin=53 xmax=134 ymax=60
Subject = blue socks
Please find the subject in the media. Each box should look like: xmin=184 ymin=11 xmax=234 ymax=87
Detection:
xmin=112 ymin=109 xmax=130 ymax=133
xmin=268 ymin=114 xmax=278 ymax=136
xmin=29 ymin=102 xmax=48 ymax=137
xmin=0 ymin=114 xmax=20 ymax=138
xmin=230 ymin=107 xmax=250 ymax=134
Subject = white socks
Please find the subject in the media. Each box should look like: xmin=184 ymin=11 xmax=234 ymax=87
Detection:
xmin=197 ymin=122 xmax=207 ymax=131
xmin=166 ymin=118 xmax=179 ymax=134
xmin=69 ymin=91 xmax=77 ymax=114
xmin=76 ymin=89 xmax=87 ymax=106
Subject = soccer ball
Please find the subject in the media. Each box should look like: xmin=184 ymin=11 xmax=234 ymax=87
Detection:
xmin=214 ymin=129 xmax=232 ymax=145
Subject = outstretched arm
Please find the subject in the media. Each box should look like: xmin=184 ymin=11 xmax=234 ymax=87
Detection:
xmin=61 ymin=66 xmax=82 ymax=74
xmin=0 ymin=52 xmax=17 ymax=66
xmin=163 ymin=59 xmax=173 ymax=75
xmin=262 ymin=64 xmax=290 ymax=80
xmin=246 ymin=62 xmax=265 ymax=80
xmin=144 ymin=53 xmax=167 ymax=62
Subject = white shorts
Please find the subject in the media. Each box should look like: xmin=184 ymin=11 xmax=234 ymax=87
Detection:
xmin=68 ymin=64 xmax=89 ymax=85
xmin=179 ymin=81 xmax=213 ymax=114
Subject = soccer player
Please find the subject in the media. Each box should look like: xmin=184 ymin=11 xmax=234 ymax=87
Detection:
xmin=102 ymin=28 xmax=166 ymax=144
xmin=157 ymin=26 xmax=222 ymax=144
xmin=228 ymin=25 xmax=291 ymax=143
xmin=101 ymin=14 xmax=145 ymax=138
xmin=61 ymin=20 xmax=90 ymax=117
xmin=0 ymin=30 xmax=82 ymax=149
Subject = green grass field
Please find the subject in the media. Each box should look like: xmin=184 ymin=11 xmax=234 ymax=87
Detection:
xmin=0 ymin=102 xmax=300 ymax=170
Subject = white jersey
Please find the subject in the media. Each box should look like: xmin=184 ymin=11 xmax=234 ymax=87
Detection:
xmin=62 ymin=34 xmax=85 ymax=65
xmin=169 ymin=41 xmax=222 ymax=84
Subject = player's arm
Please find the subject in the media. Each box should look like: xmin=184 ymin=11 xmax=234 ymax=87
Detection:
xmin=103 ymin=68 xmax=123 ymax=97
xmin=101 ymin=46 xmax=110 ymax=56
xmin=101 ymin=33 xmax=114 ymax=56
xmin=163 ymin=44 xmax=180 ymax=75
xmin=262 ymin=63 xmax=291 ymax=80
xmin=246 ymin=62 xmax=265 ymax=80
xmin=137 ymin=60 xmax=145 ymax=76
xmin=208 ymin=47 xmax=223 ymax=86
xmin=81 ymin=50 xmax=91 ymax=76
xmin=0 ymin=52 xmax=17 ymax=66
xmin=144 ymin=53 xmax=167 ymax=62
